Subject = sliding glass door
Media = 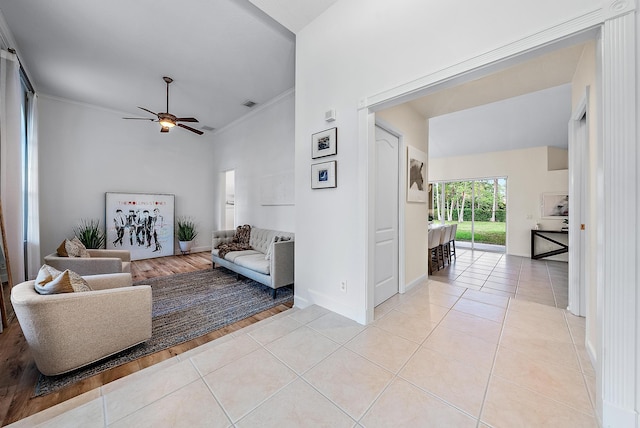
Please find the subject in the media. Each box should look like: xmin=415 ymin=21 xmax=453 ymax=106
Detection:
xmin=429 ymin=177 xmax=507 ymax=251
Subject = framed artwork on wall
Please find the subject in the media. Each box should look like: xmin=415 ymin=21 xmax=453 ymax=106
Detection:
xmin=541 ymin=192 xmax=569 ymax=218
xmin=311 ymin=127 xmax=337 ymax=159
xmin=311 ymin=161 xmax=337 ymax=189
xmin=407 ymin=146 xmax=427 ymax=203
xmin=106 ymin=192 xmax=175 ymax=260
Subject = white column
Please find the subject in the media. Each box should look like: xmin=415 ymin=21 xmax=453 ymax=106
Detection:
xmin=599 ymin=3 xmax=639 ymax=426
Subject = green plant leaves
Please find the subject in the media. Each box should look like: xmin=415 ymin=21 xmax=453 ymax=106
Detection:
xmin=176 ymin=217 xmax=198 ymax=241
xmin=74 ymin=219 xmax=106 ymax=249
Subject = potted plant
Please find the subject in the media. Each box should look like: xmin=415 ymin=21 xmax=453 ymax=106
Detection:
xmin=74 ymin=219 xmax=106 ymax=249
xmin=176 ymin=217 xmax=198 ymax=254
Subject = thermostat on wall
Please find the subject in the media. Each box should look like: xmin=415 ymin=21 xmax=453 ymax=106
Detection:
xmin=325 ymin=109 xmax=336 ymax=122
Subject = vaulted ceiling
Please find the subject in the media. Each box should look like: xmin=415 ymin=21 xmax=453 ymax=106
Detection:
xmin=0 ymin=0 xmax=304 ymax=133
xmin=1 ymin=0 xmax=583 ymax=150
xmin=405 ymin=42 xmax=587 ymax=158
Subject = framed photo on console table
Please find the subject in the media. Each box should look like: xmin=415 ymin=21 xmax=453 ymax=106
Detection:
xmin=106 ymin=192 xmax=175 ymax=260
xmin=311 ymin=161 xmax=337 ymax=189
xmin=311 ymin=127 xmax=337 ymax=159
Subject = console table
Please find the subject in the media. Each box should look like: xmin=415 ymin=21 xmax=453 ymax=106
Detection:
xmin=531 ymin=229 xmax=568 ymax=259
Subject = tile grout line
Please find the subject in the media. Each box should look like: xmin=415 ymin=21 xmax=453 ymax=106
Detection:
xmin=358 ymin=282 xmax=478 ymax=424
xmin=258 ymin=313 xmax=358 ymax=424
xmin=381 ymin=281 xmax=482 ymax=424
xmin=206 ymin=313 xmax=333 ymax=425
xmin=475 ymin=279 xmax=513 ymax=428
xmin=545 ymin=261 xmax=559 ymax=309
xmin=562 ymin=309 xmax=599 ymax=418
xmin=390 ymin=310 xmax=482 ymax=423
xmin=188 ymin=356 xmax=236 ymax=426
xmin=488 ymin=300 xmax=597 ymax=421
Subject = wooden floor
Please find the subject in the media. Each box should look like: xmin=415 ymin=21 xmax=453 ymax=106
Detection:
xmin=0 ymin=252 xmax=293 ymax=426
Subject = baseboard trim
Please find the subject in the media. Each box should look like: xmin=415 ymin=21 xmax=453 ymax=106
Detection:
xmin=404 ymin=274 xmax=427 ymax=293
xmin=174 ymin=245 xmax=211 ymax=255
xmin=602 ymin=401 xmax=638 ymax=428
xmin=307 ymin=288 xmax=366 ymax=325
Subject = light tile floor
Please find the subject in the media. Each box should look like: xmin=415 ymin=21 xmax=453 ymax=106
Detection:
xmin=10 ymin=256 xmax=596 ymax=427
xmin=431 ymin=249 xmax=569 ymax=309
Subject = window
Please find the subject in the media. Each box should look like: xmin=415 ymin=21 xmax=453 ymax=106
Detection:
xmin=429 ymin=177 xmax=507 ymax=251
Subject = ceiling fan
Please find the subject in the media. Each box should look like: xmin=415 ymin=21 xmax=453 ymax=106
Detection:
xmin=123 ymin=76 xmax=204 ymax=135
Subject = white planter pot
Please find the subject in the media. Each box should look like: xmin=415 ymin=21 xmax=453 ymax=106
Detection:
xmin=178 ymin=240 xmax=194 ymax=254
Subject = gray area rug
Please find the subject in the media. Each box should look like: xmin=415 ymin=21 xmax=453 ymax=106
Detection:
xmin=34 ymin=268 xmax=293 ymax=396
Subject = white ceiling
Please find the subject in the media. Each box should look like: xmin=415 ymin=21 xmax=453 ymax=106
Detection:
xmin=428 ymin=84 xmax=572 ymax=158
xmin=1 ymin=0 xmax=585 ymax=148
xmin=248 ymin=0 xmax=339 ymax=33
xmin=0 ymin=0 xmax=299 ymax=134
xmin=408 ymin=43 xmax=586 ymax=158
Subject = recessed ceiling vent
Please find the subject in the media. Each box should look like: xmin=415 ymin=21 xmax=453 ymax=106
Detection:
xmin=242 ymin=100 xmax=257 ymax=108
xmin=201 ymin=125 xmax=216 ymax=132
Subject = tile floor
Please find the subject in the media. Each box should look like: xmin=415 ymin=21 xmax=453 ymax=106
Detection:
xmin=9 ymin=255 xmax=596 ymax=427
xmin=431 ymin=249 xmax=569 ymax=309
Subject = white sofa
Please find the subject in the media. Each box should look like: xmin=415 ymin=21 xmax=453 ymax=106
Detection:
xmin=211 ymin=227 xmax=294 ymax=298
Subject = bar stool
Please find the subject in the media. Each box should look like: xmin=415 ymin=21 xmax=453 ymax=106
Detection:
xmin=438 ymin=225 xmax=452 ymax=269
xmin=428 ymin=227 xmax=442 ymax=274
xmin=449 ymin=223 xmax=458 ymax=260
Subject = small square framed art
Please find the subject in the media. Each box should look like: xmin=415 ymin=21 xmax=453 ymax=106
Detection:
xmin=311 ymin=127 xmax=337 ymax=159
xmin=311 ymin=161 xmax=337 ymax=189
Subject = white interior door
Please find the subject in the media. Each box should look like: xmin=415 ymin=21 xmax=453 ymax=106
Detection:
xmin=374 ymin=126 xmax=399 ymax=306
xmin=568 ymin=95 xmax=589 ymax=317
xmin=578 ymin=115 xmax=588 ymax=315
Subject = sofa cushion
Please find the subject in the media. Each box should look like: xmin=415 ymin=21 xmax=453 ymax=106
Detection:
xmin=65 ymin=238 xmax=90 ymax=258
xmin=250 ymin=228 xmax=294 ymax=254
xmin=249 ymin=228 xmax=277 ymax=254
xmin=264 ymin=236 xmax=276 ymax=260
xmin=34 ymin=265 xmax=91 ymax=295
xmin=233 ymin=254 xmax=270 ymax=275
xmin=264 ymin=235 xmax=293 ymax=260
xmin=56 ymin=240 xmax=68 ymax=257
xmin=223 ymin=250 xmax=261 ymax=263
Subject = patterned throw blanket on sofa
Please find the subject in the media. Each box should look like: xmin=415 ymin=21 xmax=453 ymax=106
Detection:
xmin=216 ymin=225 xmax=252 ymax=259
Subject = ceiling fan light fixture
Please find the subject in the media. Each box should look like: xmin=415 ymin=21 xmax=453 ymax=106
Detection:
xmin=159 ymin=118 xmax=176 ymax=128
xmin=125 ymin=77 xmax=202 ymax=135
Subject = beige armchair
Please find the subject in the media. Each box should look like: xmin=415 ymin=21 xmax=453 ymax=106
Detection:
xmin=44 ymin=249 xmax=131 ymax=276
xmin=11 ymin=273 xmax=152 ymax=376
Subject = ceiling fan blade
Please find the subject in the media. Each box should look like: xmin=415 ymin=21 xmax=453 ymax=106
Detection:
xmin=175 ymin=117 xmax=199 ymax=123
xmin=138 ymin=106 xmax=159 ymax=117
xmin=178 ymin=123 xmax=204 ymax=135
xmin=123 ymin=117 xmax=156 ymax=121
xmin=160 ymin=126 xmax=170 ymax=133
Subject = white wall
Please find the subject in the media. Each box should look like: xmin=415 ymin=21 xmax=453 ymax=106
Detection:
xmin=38 ymin=90 xmax=295 ymax=261
xmin=38 ymin=95 xmax=217 ymax=259
xmin=210 ymin=90 xmax=295 ymax=232
xmin=294 ymin=0 xmax=599 ymax=323
xmin=429 ymin=146 xmax=568 ymax=259
xmin=376 ymin=104 xmax=429 ymax=287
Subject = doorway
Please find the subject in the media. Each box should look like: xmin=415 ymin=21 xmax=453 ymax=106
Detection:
xmin=568 ymin=90 xmax=590 ymax=317
xmin=430 ymin=177 xmax=507 ymax=252
xmin=224 ymin=170 xmax=235 ymax=230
